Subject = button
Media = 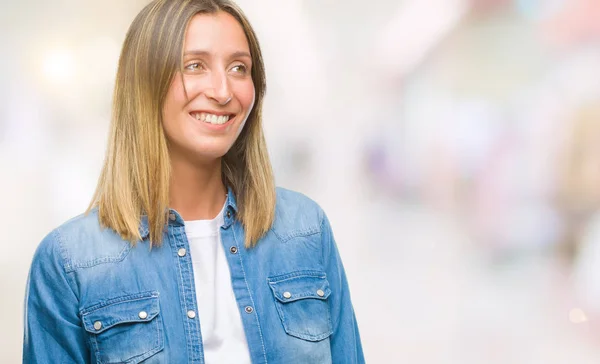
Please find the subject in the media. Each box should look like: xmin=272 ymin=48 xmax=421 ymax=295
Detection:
xmin=138 ymin=311 xmax=148 ymax=319
xmin=245 ymin=306 xmax=253 ymax=314
xmin=187 ymin=310 xmax=196 ymax=319
xmin=169 ymin=213 xmax=176 ymax=221
xmin=316 ymin=289 xmax=325 ymax=297
xmin=283 ymin=292 xmax=292 ymax=299
xmin=226 ymin=210 xmax=232 ymax=218
xmin=93 ymin=321 xmax=102 ymax=330
xmin=178 ymin=248 xmax=186 ymax=257
xmin=230 ymin=246 xmax=238 ymax=254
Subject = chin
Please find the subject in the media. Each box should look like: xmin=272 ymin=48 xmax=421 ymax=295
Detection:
xmin=190 ymin=144 xmax=232 ymax=161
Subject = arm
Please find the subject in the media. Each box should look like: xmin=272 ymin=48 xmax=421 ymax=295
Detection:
xmin=321 ymin=213 xmax=365 ymax=364
xmin=23 ymin=230 xmax=89 ymax=363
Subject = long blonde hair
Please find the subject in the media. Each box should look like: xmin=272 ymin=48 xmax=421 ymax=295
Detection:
xmin=88 ymin=0 xmax=275 ymax=248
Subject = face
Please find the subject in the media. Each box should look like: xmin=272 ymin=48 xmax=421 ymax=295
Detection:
xmin=162 ymin=11 xmax=255 ymax=163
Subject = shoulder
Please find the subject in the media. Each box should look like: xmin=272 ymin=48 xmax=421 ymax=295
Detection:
xmin=272 ymin=187 xmax=326 ymax=243
xmin=32 ymin=210 xmax=130 ymax=273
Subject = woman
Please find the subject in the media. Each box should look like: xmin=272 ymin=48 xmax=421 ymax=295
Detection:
xmin=23 ymin=0 xmax=364 ymax=363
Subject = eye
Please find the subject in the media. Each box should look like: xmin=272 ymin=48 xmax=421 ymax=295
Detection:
xmin=184 ymin=62 xmax=205 ymax=72
xmin=230 ymin=64 xmax=248 ymax=75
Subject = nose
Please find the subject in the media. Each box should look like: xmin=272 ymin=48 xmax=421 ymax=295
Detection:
xmin=205 ymin=70 xmax=232 ymax=105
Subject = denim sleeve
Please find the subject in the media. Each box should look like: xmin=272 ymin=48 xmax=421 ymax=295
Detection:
xmin=23 ymin=229 xmax=88 ymax=363
xmin=321 ymin=213 xmax=366 ymax=364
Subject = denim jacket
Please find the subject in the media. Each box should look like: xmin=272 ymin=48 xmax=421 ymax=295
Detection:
xmin=23 ymin=187 xmax=364 ymax=364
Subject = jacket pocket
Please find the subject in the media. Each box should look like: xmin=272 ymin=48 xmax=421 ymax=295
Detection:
xmin=268 ymin=271 xmax=333 ymax=342
xmin=81 ymin=291 xmax=164 ymax=364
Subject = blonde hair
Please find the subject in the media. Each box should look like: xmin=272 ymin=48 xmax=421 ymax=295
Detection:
xmin=88 ymin=0 xmax=275 ymax=248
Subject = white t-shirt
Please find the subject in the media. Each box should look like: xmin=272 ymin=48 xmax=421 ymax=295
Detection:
xmin=184 ymin=204 xmax=252 ymax=364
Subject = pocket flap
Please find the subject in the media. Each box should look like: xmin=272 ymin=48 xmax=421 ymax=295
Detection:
xmin=81 ymin=291 xmax=160 ymax=334
xmin=268 ymin=271 xmax=331 ymax=303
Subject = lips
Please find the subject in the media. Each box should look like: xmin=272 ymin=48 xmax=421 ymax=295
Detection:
xmin=189 ymin=111 xmax=236 ymax=125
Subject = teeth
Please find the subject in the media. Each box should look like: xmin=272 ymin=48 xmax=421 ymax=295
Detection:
xmin=191 ymin=112 xmax=231 ymax=125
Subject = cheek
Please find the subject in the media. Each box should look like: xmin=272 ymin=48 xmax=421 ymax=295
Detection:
xmin=237 ymin=82 xmax=256 ymax=113
xmin=161 ymin=78 xmax=189 ymax=145
xmin=233 ymin=84 xmax=255 ymax=137
xmin=163 ymin=77 xmax=187 ymax=122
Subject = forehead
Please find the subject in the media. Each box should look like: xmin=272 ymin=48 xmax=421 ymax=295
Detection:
xmin=184 ymin=11 xmax=250 ymax=52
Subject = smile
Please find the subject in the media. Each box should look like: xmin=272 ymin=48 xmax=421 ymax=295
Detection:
xmin=190 ymin=112 xmax=235 ymax=125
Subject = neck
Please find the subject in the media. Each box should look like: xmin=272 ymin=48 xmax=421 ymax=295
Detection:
xmin=169 ymin=155 xmax=227 ymax=221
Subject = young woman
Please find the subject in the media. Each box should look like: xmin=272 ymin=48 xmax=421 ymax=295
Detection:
xmin=23 ymin=0 xmax=364 ymax=363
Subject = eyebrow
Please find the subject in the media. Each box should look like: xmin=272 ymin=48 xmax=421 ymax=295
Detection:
xmin=183 ymin=50 xmax=252 ymax=60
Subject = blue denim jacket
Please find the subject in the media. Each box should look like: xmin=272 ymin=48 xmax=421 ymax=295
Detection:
xmin=23 ymin=187 xmax=364 ymax=364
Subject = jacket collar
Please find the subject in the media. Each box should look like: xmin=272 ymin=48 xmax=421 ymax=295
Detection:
xmin=138 ymin=185 xmax=238 ymax=240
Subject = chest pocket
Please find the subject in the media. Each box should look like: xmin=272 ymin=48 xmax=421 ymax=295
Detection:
xmin=268 ymin=271 xmax=333 ymax=342
xmin=81 ymin=291 xmax=164 ymax=364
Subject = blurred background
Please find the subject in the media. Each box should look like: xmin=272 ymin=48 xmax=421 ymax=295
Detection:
xmin=2 ymin=0 xmax=600 ymax=362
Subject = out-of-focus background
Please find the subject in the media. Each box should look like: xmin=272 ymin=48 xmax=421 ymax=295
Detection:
xmin=2 ymin=0 xmax=600 ymax=362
